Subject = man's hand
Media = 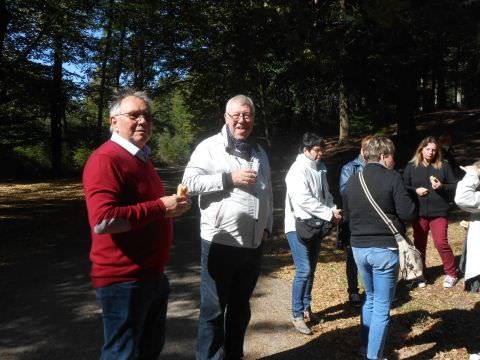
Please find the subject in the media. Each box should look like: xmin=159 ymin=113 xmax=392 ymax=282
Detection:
xmin=231 ymin=169 xmax=257 ymax=186
xmin=161 ymin=194 xmax=191 ymax=217
xmin=331 ymin=209 xmax=342 ymax=224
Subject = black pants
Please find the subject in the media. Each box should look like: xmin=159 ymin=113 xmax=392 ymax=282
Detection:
xmin=196 ymin=239 xmax=263 ymax=360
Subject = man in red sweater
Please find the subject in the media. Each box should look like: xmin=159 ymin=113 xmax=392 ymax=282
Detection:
xmin=83 ymin=89 xmax=190 ymax=360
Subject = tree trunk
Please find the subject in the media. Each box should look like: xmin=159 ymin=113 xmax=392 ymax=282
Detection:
xmin=95 ymin=0 xmax=114 ymax=146
xmin=337 ymin=0 xmax=349 ymax=144
xmin=114 ymin=25 xmax=126 ymax=90
xmin=396 ymin=72 xmax=417 ymax=168
xmin=436 ymin=60 xmax=447 ymax=109
xmin=50 ymin=38 xmax=64 ymax=176
xmin=338 ymin=81 xmax=349 ymax=144
xmin=0 ymin=0 xmax=9 ymax=62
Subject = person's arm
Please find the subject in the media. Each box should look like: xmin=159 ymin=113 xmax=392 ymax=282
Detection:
xmin=339 ymin=163 xmax=355 ymax=196
xmin=455 ymin=169 xmax=480 ymax=212
xmin=83 ymin=155 xmax=187 ymax=235
xmin=392 ymin=173 xmax=417 ymax=223
xmin=438 ymin=162 xmax=458 ymax=194
xmin=402 ymin=163 xmax=416 ymax=193
xmin=286 ymin=165 xmax=333 ymax=222
xmin=182 ymin=143 xmax=257 ymax=195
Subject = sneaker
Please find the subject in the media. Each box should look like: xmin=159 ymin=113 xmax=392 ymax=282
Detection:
xmin=349 ymin=293 xmax=362 ymax=307
xmin=303 ymin=308 xmax=321 ymax=323
xmin=417 ymin=277 xmax=427 ymax=288
xmin=443 ymin=275 xmax=458 ymax=288
xmin=469 ymin=353 xmax=480 ymax=360
xmin=292 ymin=317 xmax=312 ymax=335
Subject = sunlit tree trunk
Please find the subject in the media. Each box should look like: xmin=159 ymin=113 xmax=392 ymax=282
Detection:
xmin=50 ymin=38 xmax=64 ymax=176
xmin=96 ymin=0 xmax=114 ymax=146
xmin=338 ymin=0 xmax=349 ymax=144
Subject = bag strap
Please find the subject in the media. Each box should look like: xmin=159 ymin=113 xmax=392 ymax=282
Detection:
xmin=358 ymin=171 xmax=399 ymax=235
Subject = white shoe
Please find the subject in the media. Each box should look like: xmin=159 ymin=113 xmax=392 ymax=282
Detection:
xmin=416 ymin=277 xmax=427 ymax=288
xmin=443 ymin=275 xmax=458 ymax=288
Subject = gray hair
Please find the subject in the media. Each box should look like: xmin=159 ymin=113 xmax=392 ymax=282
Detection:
xmin=109 ymin=89 xmax=152 ymax=117
xmin=225 ymin=94 xmax=255 ymax=116
xmin=363 ymin=136 xmax=395 ymax=162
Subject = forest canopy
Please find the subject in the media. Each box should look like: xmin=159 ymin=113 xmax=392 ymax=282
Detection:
xmin=1 ymin=0 xmax=479 ymax=177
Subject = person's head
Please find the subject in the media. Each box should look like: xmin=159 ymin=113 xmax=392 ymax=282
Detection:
xmin=109 ymin=89 xmax=153 ymax=148
xmin=411 ymin=136 xmax=443 ymax=169
xmin=363 ymin=136 xmax=395 ymax=169
xmin=438 ymin=134 xmax=452 ymax=147
xmin=300 ymin=132 xmax=326 ymax=161
xmin=360 ymin=135 xmax=374 ymax=159
xmin=224 ymin=95 xmax=255 ymax=141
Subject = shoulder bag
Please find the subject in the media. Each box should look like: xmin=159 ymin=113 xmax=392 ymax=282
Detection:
xmin=288 ymin=195 xmax=332 ymax=242
xmin=359 ymin=172 xmax=423 ymax=281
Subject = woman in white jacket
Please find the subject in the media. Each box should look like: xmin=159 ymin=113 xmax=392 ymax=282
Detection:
xmin=454 ymin=161 xmax=480 ymax=360
xmin=284 ymin=132 xmax=342 ymax=335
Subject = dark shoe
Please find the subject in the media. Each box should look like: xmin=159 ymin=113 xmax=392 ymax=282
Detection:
xmin=292 ymin=317 xmax=312 ymax=335
xmin=349 ymin=293 xmax=362 ymax=307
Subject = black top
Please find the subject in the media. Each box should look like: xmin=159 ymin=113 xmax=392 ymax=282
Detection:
xmin=403 ymin=161 xmax=457 ymax=217
xmin=344 ymin=163 xmax=416 ymax=248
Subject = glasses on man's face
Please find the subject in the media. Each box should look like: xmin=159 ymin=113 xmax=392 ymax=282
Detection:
xmin=115 ymin=111 xmax=153 ymax=123
xmin=227 ymin=112 xmax=253 ymax=121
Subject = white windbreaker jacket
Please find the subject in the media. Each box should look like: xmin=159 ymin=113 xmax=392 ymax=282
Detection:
xmin=454 ymin=170 xmax=480 ymax=280
xmin=182 ymin=126 xmax=273 ymax=248
xmin=284 ymin=153 xmax=336 ymax=234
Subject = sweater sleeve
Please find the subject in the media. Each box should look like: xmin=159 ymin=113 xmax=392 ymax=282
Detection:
xmin=392 ymin=172 xmax=416 ymax=223
xmin=440 ymin=162 xmax=458 ymax=195
xmin=402 ymin=163 xmax=416 ymax=193
xmin=83 ymin=154 xmax=166 ymax=235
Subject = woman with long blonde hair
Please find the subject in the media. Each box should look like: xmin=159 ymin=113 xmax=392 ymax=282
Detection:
xmin=403 ymin=136 xmax=458 ymax=288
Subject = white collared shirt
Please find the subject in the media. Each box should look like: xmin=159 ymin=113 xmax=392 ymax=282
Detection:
xmin=110 ymin=132 xmax=151 ymax=162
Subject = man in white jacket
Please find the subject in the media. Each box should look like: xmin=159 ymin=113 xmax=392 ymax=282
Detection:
xmin=182 ymin=95 xmax=273 ymax=360
xmin=454 ymin=161 xmax=480 ymax=360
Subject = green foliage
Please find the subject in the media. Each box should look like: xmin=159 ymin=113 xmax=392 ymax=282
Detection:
xmin=12 ymin=144 xmax=51 ymax=176
xmin=151 ymin=87 xmax=197 ymax=165
xmin=70 ymin=145 xmax=94 ymax=171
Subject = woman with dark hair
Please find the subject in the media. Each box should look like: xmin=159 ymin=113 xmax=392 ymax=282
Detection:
xmin=284 ymin=132 xmax=342 ymax=334
xmin=403 ymin=136 xmax=458 ymax=288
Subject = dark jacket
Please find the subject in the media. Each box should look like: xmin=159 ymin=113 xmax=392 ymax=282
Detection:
xmin=403 ymin=161 xmax=457 ymax=218
xmin=344 ymin=163 xmax=416 ymax=248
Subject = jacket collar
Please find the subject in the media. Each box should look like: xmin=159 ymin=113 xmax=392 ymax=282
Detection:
xmin=296 ymin=153 xmax=326 ymax=171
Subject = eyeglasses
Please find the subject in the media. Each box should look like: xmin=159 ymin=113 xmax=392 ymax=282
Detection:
xmin=114 ymin=111 xmax=153 ymax=122
xmin=226 ymin=112 xmax=253 ymax=121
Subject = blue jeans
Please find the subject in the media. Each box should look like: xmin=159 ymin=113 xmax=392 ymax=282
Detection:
xmin=197 ymin=239 xmax=263 ymax=360
xmin=352 ymin=247 xmax=399 ymax=360
xmin=286 ymin=231 xmax=322 ymax=318
xmin=95 ymin=275 xmax=169 ymax=360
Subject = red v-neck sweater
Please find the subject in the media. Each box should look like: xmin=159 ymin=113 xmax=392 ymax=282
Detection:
xmin=83 ymin=140 xmax=172 ymax=288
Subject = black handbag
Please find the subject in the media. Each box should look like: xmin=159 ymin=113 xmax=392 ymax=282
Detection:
xmin=288 ymin=194 xmax=333 ymax=242
xmin=295 ymin=217 xmax=332 ymax=242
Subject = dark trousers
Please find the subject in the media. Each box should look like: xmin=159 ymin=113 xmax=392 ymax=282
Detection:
xmin=95 ymin=275 xmax=169 ymax=360
xmin=196 ymin=239 xmax=263 ymax=360
xmin=346 ymin=245 xmax=359 ymax=295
